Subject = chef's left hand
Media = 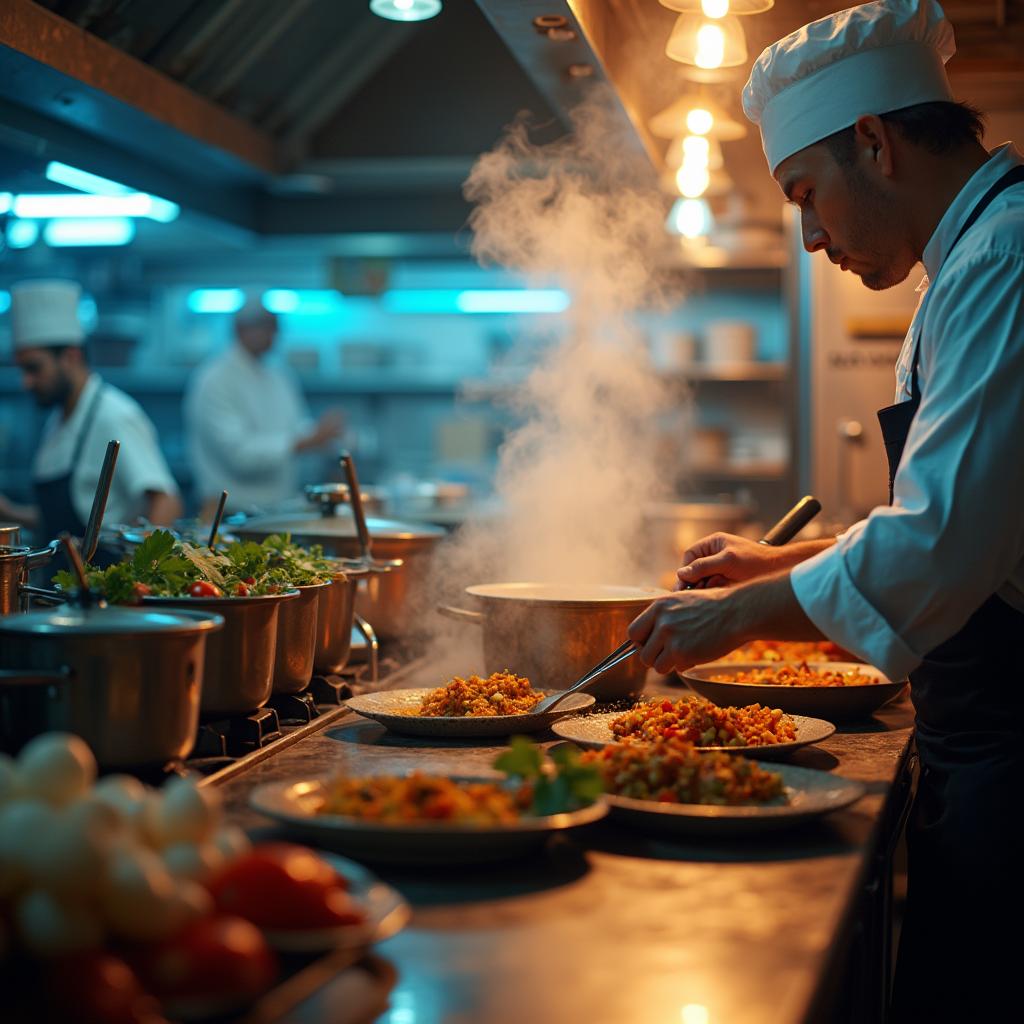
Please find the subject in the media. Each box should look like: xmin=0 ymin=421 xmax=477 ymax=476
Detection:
xmin=627 ymin=589 xmax=744 ymax=674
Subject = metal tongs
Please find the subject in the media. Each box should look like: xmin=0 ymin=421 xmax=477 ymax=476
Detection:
xmin=338 ymin=452 xmax=402 ymax=575
xmin=534 ymin=495 xmax=823 ymax=714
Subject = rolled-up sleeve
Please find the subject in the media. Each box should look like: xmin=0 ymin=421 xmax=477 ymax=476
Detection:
xmin=791 ymin=251 xmax=1024 ymax=680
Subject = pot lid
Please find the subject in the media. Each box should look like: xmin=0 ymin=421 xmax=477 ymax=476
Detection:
xmin=237 ymin=514 xmax=445 ymax=542
xmin=0 ymin=605 xmax=224 ymax=637
xmin=466 ymin=583 xmax=668 ymax=604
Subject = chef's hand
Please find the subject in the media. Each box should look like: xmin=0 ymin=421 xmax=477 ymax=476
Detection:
xmin=675 ymin=533 xmax=835 ymax=589
xmin=295 ymin=410 xmax=345 ymax=453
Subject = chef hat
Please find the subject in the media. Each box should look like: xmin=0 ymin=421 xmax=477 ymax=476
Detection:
xmin=10 ymin=279 xmax=85 ymax=349
xmin=742 ymin=0 xmax=956 ymax=174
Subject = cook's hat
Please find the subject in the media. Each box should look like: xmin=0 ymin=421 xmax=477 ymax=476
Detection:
xmin=10 ymin=279 xmax=85 ymax=349
xmin=742 ymin=0 xmax=955 ymax=174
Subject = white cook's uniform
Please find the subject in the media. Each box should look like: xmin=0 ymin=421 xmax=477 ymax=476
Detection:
xmin=33 ymin=373 xmax=179 ymax=526
xmin=184 ymin=343 xmax=313 ymax=511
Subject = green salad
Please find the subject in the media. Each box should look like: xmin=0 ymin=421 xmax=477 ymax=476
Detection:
xmin=54 ymin=530 xmax=345 ymax=604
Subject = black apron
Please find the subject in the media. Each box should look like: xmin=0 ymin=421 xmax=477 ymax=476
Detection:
xmin=881 ymin=165 xmax=1024 ymax=1021
xmin=32 ymin=383 xmax=117 ymax=569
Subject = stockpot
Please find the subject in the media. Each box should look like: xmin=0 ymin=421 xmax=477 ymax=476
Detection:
xmin=0 ymin=604 xmax=222 ymax=767
xmin=313 ymin=563 xmax=370 ymax=676
xmin=272 ymin=580 xmax=330 ymax=695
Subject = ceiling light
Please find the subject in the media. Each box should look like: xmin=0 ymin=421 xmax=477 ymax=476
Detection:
xmin=43 ymin=217 xmax=135 ymax=246
xmin=44 ymin=161 xmax=131 ymax=196
xmin=382 ymin=289 xmax=570 ymax=314
xmin=262 ymin=289 xmax=344 ymax=315
xmin=676 ymin=163 xmax=710 ymax=198
xmin=13 ymin=193 xmax=179 ymax=222
xmin=649 ymin=96 xmax=747 ymax=140
xmin=187 ymin=289 xmax=245 ymax=314
xmin=666 ymin=13 xmax=747 ymax=68
xmin=6 ymin=219 xmax=39 ymax=249
xmin=667 ymin=198 xmax=712 ymax=238
xmin=662 ymin=166 xmax=733 ymax=198
xmin=369 ymin=0 xmax=442 ymax=22
xmin=0 ymin=291 xmax=10 ymax=315
xmin=658 ymin=1 xmax=773 ymax=12
xmin=667 ymin=135 xmax=723 ymax=171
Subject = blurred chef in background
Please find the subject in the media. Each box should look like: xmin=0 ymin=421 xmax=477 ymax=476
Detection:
xmin=184 ymin=295 xmax=343 ymax=517
xmin=0 ymin=279 xmax=181 ymax=540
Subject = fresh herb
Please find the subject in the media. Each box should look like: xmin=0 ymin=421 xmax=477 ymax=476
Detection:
xmin=494 ymin=736 xmax=604 ymax=816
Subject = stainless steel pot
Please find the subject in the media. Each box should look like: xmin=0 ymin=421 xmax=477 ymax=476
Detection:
xmin=272 ymin=581 xmax=329 ymax=695
xmin=439 ymin=583 xmax=668 ymax=701
xmin=1 ymin=542 xmax=58 ymax=616
xmin=0 ymin=605 xmax=222 ymax=767
xmin=313 ymin=566 xmax=368 ymax=676
xmin=235 ymin=515 xmax=443 ymax=641
xmin=146 ymin=591 xmax=298 ymax=716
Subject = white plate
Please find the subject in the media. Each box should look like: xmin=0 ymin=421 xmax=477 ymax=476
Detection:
xmin=250 ymin=777 xmax=608 ymax=864
xmin=603 ymin=762 xmax=866 ymax=837
xmin=682 ymin=663 xmax=906 ymax=722
xmin=550 ymin=709 xmax=835 ymax=761
xmin=260 ymin=852 xmax=410 ymax=953
xmin=345 ymin=687 xmax=595 ymax=737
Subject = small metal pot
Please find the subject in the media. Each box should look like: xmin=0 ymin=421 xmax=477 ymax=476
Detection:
xmin=0 ymin=605 xmax=222 ymax=767
xmin=439 ymin=583 xmax=667 ymax=701
xmin=0 ymin=525 xmax=21 ymax=547
xmin=272 ymin=581 xmax=330 ymax=695
xmin=0 ymin=542 xmax=58 ymax=616
xmin=313 ymin=566 xmax=368 ymax=676
xmin=146 ymin=591 xmax=298 ymax=717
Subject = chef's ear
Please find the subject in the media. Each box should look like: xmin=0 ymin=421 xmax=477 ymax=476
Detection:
xmin=852 ymin=114 xmax=895 ymax=177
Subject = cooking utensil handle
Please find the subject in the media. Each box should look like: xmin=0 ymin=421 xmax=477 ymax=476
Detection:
xmin=82 ymin=440 xmax=120 ymax=563
xmin=25 ymin=538 xmax=60 ymax=569
xmin=208 ymin=490 xmax=229 ymax=551
xmin=436 ymin=604 xmax=484 ymax=625
xmin=339 ymin=452 xmax=373 ymax=561
xmin=758 ymin=495 xmax=821 ymax=547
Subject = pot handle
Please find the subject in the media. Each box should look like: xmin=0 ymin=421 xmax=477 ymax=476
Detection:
xmin=25 ymin=538 xmax=60 ymax=569
xmin=437 ymin=604 xmax=483 ymax=626
xmin=19 ymin=584 xmax=67 ymax=607
xmin=353 ymin=614 xmax=379 ymax=685
xmin=0 ymin=667 xmax=73 ymax=687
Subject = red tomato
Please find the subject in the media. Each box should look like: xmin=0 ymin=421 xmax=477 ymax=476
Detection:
xmin=132 ymin=583 xmax=152 ymax=602
xmin=188 ymin=581 xmax=222 ymax=598
xmin=243 ymin=577 xmax=256 ymax=585
xmin=233 ymin=582 xmax=249 ymax=597
xmin=207 ymin=844 xmax=365 ymax=931
xmin=128 ymin=915 xmax=276 ymax=1009
xmin=45 ymin=952 xmax=168 ymax=1024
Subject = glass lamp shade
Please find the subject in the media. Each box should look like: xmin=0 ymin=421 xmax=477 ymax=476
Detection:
xmin=666 ymin=13 xmax=748 ymax=69
xmin=658 ymin=1 xmax=774 ymax=13
xmin=649 ymin=96 xmax=747 ymax=141
xmin=661 ymin=165 xmax=734 ymax=198
xmin=370 ymin=0 xmax=442 ymax=22
xmin=666 ymin=135 xmax=725 ymax=171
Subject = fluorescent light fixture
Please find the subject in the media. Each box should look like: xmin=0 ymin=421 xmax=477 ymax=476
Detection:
xmin=382 ymin=289 xmax=570 ymax=314
xmin=187 ymin=288 xmax=245 ymax=314
xmin=667 ymin=198 xmax=711 ymax=238
xmin=370 ymin=0 xmax=442 ymax=22
xmin=0 ymin=290 xmax=10 ymax=315
xmin=262 ymin=289 xmax=344 ymax=315
xmin=6 ymin=219 xmax=40 ymax=249
xmin=45 ymin=161 xmax=131 ymax=196
xmin=43 ymin=217 xmax=135 ymax=246
xmin=13 ymin=193 xmax=180 ymax=222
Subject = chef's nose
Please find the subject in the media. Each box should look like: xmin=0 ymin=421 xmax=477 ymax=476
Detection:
xmin=801 ymin=212 xmax=829 ymax=253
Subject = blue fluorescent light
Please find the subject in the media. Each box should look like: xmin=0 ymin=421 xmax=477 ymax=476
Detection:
xmin=45 ymin=161 xmax=131 ymax=196
xmin=13 ymin=193 xmax=179 ymax=222
xmin=44 ymin=218 xmax=135 ymax=246
xmin=382 ymin=288 xmax=570 ymax=314
xmin=0 ymin=291 xmax=10 ymax=315
xmin=262 ymin=289 xmax=344 ymax=315
xmin=456 ymin=289 xmax=570 ymax=313
xmin=370 ymin=0 xmax=442 ymax=23
xmin=187 ymin=289 xmax=245 ymax=314
xmin=6 ymin=219 xmax=40 ymax=249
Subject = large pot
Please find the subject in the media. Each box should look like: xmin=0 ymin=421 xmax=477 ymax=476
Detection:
xmin=313 ymin=566 xmax=369 ymax=676
xmin=440 ymin=583 xmax=668 ymax=701
xmin=146 ymin=591 xmax=298 ymax=717
xmin=235 ymin=514 xmax=444 ymax=641
xmin=0 ymin=604 xmax=222 ymax=767
xmin=272 ymin=581 xmax=329 ymax=695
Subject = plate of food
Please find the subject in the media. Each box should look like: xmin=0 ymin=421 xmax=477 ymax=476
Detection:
xmin=681 ymin=662 xmax=906 ymax=721
xmin=579 ymin=741 xmax=866 ymax=837
xmin=249 ymin=740 xmax=607 ymax=864
xmin=344 ymin=671 xmax=595 ymax=737
xmin=551 ymin=696 xmax=834 ymax=761
xmin=711 ymin=640 xmax=856 ymax=663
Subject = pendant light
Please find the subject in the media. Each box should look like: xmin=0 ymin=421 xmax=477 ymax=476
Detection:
xmin=649 ymin=96 xmax=747 ymax=141
xmin=658 ymin=1 xmax=774 ymax=13
xmin=666 ymin=135 xmax=725 ymax=172
xmin=370 ymin=0 xmax=442 ymax=22
xmin=666 ymin=12 xmax=747 ymax=68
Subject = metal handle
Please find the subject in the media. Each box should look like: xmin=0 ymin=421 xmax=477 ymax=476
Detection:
xmin=18 ymin=584 xmax=67 ymax=606
xmin=82 ymin=439 xmax=120 ymax=563
xmin=353 ymin=613 xmax=379 ymax=685
xmin=338 ymin=452 xmax=372 ymax=562
xmin=0 ymin=667 xmax=73 ymax=687
xmin=25 ymin=538 xmax=60 ymax=570
xmin=436 ymin=604 xmax=484 ymax=625
xmin=208 ymin=490 xmax=228 ymax=551
xmin=759 ymin=495 xmax=822 ymax=547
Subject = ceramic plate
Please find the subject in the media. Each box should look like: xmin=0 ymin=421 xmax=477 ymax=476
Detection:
xmin=682 ymin=663 xmax=907 ymax=722
xmin=344 ymin=688 xmax=596 ymax=737
xmin=249 ymin=777 xmax=608 ymax=864
xmin=261 ymin=852 xmax=410 ymax=953
xmin=550 ymin=710 xmax=835 ymax=761
xmin=603 ymin=762 xmax=866 ymax=838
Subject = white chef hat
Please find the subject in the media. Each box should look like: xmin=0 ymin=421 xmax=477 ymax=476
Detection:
xmin=742 ymin=0 xmax=956 ymax=174
xmin=10 ymin=279 xmax=85 ymax=349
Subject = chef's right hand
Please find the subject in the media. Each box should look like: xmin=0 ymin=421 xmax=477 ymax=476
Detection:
xmin=296 ymin=410 xmax=345 ymax=452
xmin=675 ymin=533 xmax=786 ymax=589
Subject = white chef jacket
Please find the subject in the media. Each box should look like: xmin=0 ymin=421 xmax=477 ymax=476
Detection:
xmin=33 ymin=373 xmax=179 ymax=526
xmin=184 ymin=343 xmax=313 ymax=511
xmin=791 ymin=143 xmax=1024 ymax=681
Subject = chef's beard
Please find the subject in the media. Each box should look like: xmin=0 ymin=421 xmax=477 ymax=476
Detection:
xmin=838 ymin=165 xmax=914 ymax=291
xmin=33 ymin=371 xmax=73 ymax=408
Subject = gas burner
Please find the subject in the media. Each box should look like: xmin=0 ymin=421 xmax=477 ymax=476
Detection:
xmin=196 ymin=707 xmax=282 ymax=757
xmin=309 ymin=674 xmax=355 ymax=705
xmin=270 ymin=690 xmax=320 ymax=724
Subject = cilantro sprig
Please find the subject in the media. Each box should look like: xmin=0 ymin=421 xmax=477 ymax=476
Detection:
xmin=493 ymin=737 xmax=604 ymax=816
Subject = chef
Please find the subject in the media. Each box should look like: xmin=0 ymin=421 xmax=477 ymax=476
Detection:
xmin=0 ymin=279 xmax=181 ymax=543
xmin=184 ymin=296 xmax=343 ymax=516
xmin=627 ymin=1 xmax=1023 ymax=1017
